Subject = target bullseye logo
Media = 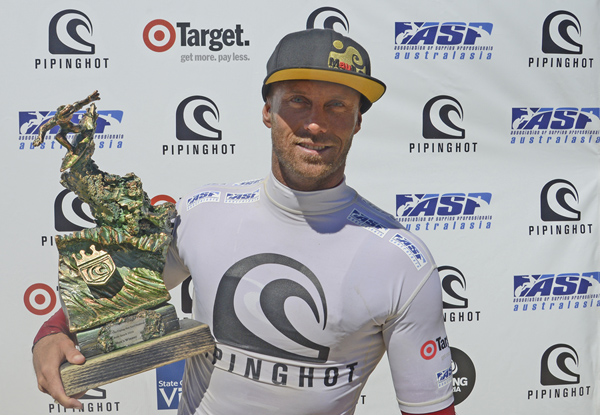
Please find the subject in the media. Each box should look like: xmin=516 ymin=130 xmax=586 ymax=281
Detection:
xmin=421 ymin=340 xmax=437 ymax=360
xmin=24 ymin=283 xmax=57 ymax=315
xmin=143 ymin=19 xmax=176 ymax=52
xmin=151 ymin=194 xmax=177 ymax=205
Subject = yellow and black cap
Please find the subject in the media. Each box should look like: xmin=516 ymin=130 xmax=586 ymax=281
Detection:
xmin=262 ymin=29 xmax=386 ymax=113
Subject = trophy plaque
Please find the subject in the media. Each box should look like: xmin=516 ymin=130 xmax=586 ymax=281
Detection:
xmin=34 ymin=91 xmax=214 ymax=396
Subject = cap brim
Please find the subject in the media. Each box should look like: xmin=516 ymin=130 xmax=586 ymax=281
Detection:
xmin=264 ymin=68 xmax=386 ymax=104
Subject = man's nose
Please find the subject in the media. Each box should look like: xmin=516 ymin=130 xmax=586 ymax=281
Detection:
xmin=304 ymin=107 xmax=328 ymax=135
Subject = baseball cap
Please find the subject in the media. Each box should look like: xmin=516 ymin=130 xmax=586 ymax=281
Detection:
xmin=262 ymin=29 xmax=386 ymax=113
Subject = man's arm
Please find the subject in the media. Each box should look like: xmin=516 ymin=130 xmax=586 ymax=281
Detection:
xmin=402 ymin=404 xmax=455 ymax=415
xmin=32 ymin=309 xmax=85 ymax=409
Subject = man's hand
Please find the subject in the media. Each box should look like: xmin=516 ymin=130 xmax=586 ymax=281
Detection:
xmin=32 ymin=333 xmax=86 ymax=409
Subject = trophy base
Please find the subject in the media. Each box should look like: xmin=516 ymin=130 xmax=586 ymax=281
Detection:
xmin=60 ymin=318 xmax=214 ymax=396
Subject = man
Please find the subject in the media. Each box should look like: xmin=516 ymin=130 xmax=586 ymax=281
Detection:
xmin=33 ymin=29 xmax=455 ymax=415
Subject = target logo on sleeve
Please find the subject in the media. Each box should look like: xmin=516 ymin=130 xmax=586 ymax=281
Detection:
xmin=143 ymin=19 xmax=176 ymax=52
xmin=420 ymin=336 xmax=449 ymax=360
xmin=24 ymin=283 xmax=57 ymax=315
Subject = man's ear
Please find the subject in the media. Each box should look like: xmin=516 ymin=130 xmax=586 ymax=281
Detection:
xmin=354 ymin=112 xmax=362 ymax=134
xmin=262 ymin=101 xmax=272 ymax=128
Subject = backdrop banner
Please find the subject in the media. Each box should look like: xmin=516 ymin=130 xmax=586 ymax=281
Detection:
xmin=3 ymin=1 xmax=599 ymax=414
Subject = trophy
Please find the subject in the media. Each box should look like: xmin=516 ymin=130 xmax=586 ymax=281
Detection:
xmin=34 ymin=91 xmax=214 ymax=396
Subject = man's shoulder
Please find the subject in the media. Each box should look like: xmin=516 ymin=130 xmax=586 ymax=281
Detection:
xmin=350 ymin=192 xmax=404 ymax=230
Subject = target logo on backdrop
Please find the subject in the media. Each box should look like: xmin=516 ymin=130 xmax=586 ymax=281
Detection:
xmin=528 ymin=10 xmax=595 ymax=69
xmin=143 ymin=19 xmax=177 ymax=52
xmin=141 ymin=19 xmax=250 ymax=55
xmin=24 ymin=283 xmax=57 ymax=315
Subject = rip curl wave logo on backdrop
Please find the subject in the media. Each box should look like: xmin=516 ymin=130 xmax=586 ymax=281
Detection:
xmin=176 ymin=96 xmax=222 ymax=141
xmin=540 ymin=179 xmax=580 ymax=222
xmin=541 ymin=344 xmax=580 ymax=385
xmin=528 ymin=178 xmax=593 ymax=236
xmin=423 ymin=95 xmax=465 ymax=139
xmin=213 ymin=253 xmax=330 ymax=363
xmin=542 ymin=11 xmax=582 ymax=55
xmin=49 ymin=9 xmax=94 ymax=55
xmin=54 ymin=189 xmax=96 ymax=232
xmin=306 ymin=7 xmax=349 ymax=33
xmin=440 ymin=266 xmax=468 ymax=309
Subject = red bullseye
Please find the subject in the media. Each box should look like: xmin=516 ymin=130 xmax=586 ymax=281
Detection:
xmin=143 ymin=19 xmax=176 ymax=52
xmin=420 ymin=340 xmax=437 ymax=360
xmin=24 ymin=283 xmax=57 ymax=315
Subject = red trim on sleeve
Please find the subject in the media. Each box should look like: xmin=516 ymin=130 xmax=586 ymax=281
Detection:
xmin=402 ymin=404 xmax=455 ymax=415
xmin=33 ymin=308 xmax=70 ymax=346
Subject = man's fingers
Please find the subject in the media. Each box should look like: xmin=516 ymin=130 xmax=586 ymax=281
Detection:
xmin=32 ymin=333 xmax=85 ymax=409
xmin=65 ymin=347 xmax=86 ymax=365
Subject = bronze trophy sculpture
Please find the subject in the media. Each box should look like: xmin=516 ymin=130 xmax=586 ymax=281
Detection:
xmin=34 ymin=91 xmax=213 ymax=396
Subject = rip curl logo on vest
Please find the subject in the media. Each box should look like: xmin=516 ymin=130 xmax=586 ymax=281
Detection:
xmin=213 ymin=253 xmax=330 ymax=363
xmin=328 ymin=40 xmax=366 ymax=74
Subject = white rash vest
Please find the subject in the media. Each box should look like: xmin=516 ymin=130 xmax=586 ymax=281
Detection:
xmin=164 ymin=173 xmax=454 ymax=415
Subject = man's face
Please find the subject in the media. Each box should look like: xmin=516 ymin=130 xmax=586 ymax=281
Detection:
xmin=263 ymin=80 xmax=362 ymax=191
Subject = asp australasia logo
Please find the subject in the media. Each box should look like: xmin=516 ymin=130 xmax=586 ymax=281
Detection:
xmin=512 ymin=272 xmax=600 ymax=312
xmin=510 ymin=107 xmax=600 ymax=145
xmin=18 ymin=109 xmax=124 ymax=151
xmin=396 ymin=192 xmax=493 ymax=231
xmin=394 ymin=21 xmax=493 ymax=61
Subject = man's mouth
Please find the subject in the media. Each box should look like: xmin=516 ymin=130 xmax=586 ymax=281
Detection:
xmin=298 ymin=142 xmax=327 ymax=151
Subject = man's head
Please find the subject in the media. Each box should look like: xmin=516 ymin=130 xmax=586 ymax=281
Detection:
xmin=262 ymin=29 xmax=385 ymax=191
xmin=262 ymin=29 xmax=386 ymax=114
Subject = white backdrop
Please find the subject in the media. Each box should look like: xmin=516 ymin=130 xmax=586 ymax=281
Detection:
xmin=2 ymin=1 xmax=599 ymax=414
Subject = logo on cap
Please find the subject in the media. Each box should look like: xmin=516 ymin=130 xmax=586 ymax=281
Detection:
xmin=328 ymin=40 xmax=365 ymax=74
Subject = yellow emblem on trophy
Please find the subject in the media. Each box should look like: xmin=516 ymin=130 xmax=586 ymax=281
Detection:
xmin=72 ymin=245 xmax=116 ymax=286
